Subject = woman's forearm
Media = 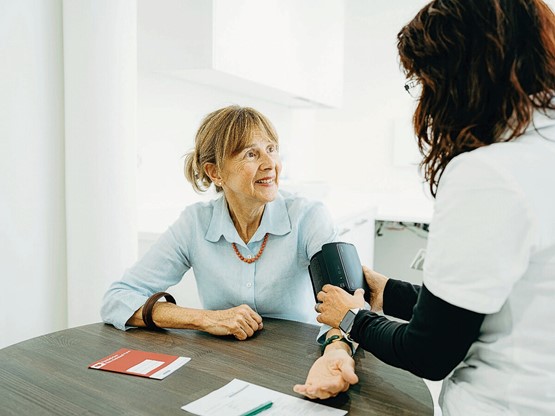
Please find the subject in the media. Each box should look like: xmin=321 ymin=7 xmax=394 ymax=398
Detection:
xmin=127 ymin=302 xmax=207 ymax=329
xmin=351 ymin=285 xmax=485 ymax=380
xmin=127 ymin=302 xmax=264 ymax=340
xmin=382 ymin=278 xmax=421 ymax=321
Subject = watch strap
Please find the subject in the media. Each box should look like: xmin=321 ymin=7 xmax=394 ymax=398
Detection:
xmin=320 ymin=335 xmax=353 ymax=355
xmin=339 ymin=308 xmax=360 ymax=342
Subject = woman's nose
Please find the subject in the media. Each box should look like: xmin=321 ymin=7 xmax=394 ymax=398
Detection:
xmin=260 ymin=151 xmax=277 ymax=170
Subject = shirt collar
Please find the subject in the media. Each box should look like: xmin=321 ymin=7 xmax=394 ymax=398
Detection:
xmin=498 ymin=101 xmax=555 ymax=140
xmin=527 ymin=106 xmax=555 ymax=133
xmin=205 ymin=192 xmax=292 ymax=245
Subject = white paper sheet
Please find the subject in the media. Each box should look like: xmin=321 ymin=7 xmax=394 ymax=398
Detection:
xmin=182 ymin=378 xmax=347 ymax=416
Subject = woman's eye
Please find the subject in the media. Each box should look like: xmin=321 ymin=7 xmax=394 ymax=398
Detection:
xmin=246 ymin=151 xmax=256 ymax=158
xmin=268 ymin=145 xmax=277 ymax=153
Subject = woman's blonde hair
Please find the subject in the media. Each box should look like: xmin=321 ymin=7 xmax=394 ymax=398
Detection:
xmin=184 ymin=105 xmax=279 ymax=193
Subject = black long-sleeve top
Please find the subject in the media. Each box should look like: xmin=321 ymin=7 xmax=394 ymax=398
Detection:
xmin=350 ymin=279 xmax=485 ymax=381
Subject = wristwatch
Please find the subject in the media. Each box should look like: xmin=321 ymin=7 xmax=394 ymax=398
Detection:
xmin=339 ymin=308 xmax=360 ymax=342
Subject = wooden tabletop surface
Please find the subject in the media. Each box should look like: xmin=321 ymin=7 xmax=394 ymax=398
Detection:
xmin=0 ymin=318 xmax=433 ymax=415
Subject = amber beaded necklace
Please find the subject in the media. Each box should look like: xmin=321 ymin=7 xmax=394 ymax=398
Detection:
xmin=232 ymin=233 xmax=269 ymax=264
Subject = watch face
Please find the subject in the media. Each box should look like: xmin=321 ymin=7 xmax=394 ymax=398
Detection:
xmin=339 ymin=310 xmax=357 ymax=334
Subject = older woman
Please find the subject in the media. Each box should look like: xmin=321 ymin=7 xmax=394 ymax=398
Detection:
xmin=101 ymin=106 xmax=347 ymax=352
xmin=296 ymin=0 xmax=555 ymax=414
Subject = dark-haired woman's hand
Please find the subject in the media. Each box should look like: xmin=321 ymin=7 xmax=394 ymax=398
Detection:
xmin=362 ymin=266 xmax=389 ymax=312
xmin=316 ymin=286 xmax=365 ymax=328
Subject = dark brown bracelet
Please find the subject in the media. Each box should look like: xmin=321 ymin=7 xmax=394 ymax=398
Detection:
xmin=321 ymin=334 xmax=354 ymax=356
xmin=141 ymin=292 xmax=176 ymax=331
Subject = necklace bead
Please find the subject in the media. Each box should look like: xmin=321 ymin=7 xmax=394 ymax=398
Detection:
xmin=232 ymin=233 xmax=269 ymax=264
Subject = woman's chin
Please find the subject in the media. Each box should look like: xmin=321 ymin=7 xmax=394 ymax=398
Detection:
xmin=258 ymin=186 xmax=279 ymax=203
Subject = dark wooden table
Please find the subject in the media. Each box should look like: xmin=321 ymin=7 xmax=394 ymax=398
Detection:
xmin=0 ymin=319 xmax=432 ymax=415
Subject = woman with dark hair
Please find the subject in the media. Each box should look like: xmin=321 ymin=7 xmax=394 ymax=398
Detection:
xmin=295 ymin=0 xmax=555 ymax=413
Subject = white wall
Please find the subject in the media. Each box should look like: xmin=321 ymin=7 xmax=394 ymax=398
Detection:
xmin=137 ymin=74 xmax=294 ymax=213
xmin=63 ymin=0 xmax=138 ymax=328
xmin=136 ymin=0 xmax=430 ymax=216
xmin=1 ymin=0 xmax=138 ymax=348
xmin=310 ymin=0 xmax=428 ymax=192
xmin=0 ymin=0 xmax=67 ymax=348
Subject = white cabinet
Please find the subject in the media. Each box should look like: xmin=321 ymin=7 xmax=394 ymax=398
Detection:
xmin=373 ymin=220 xmax=428 ymax=285
xmin=138 ymin=0 xmax=344 ymax=107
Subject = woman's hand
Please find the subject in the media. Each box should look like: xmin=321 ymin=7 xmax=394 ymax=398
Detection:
xmin=316 ymin=286 xmax=365 ymax=328
xmin=293 ymin=347 xmax=358 ymax=400
xmin=202 ymin=305 xmax=263 ymax=340
xmin=363 ymin=266 xmax=389 ymax=312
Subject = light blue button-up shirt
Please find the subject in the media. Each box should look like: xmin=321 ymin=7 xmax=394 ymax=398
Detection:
xmin=101 ymin=191 xmax=337 ymax=331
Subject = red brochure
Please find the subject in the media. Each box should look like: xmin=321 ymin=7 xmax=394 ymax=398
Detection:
xmin=88 ymin=348 xmax=190 ymax=379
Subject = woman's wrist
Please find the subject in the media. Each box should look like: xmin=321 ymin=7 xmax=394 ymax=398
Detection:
xmin=363 ymin=267 xmax=389 ymax=311
xmin=183 ymin=308 xmax=219 ymax=331
xmin=322 ymin=329 xmax=353 ymax=356
xmin=147 ymin=303 xmax=206 ymax=331
xmin=373 ymin=280 xmax=386 ymax=311
xmin=324 ymin=338 xmax=352 ymax=355
xmin=142 ymin=292 xmax=176 ymax=330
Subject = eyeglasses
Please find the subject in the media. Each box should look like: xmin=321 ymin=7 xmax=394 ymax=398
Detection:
xmin=404 ymin=79 xmax=422 ymax=98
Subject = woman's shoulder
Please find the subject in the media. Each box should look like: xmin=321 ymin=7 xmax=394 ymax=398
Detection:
xmin=440 ymin=138 xmax=553 ymax=203
xmin=447 ymin=133 xmax=552 ymax=183
xmin=278 ymin=190 xmax=331 ymax=221
xmin=174 ymin=196 xmax=222 ymax=226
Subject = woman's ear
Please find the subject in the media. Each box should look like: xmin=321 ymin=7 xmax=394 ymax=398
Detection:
xmin=204 ymin=163 xmax=222 ymax=186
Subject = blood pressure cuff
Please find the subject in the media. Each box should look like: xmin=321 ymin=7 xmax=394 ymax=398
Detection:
xmin=308 ymin=242 xmax=369 ymax=302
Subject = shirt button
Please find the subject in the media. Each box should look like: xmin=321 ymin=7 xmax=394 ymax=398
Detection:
xmin=246 ymin=282 xmax=252 ymax=288
xmin=247 ymin=255 xmax=252 ymax=259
